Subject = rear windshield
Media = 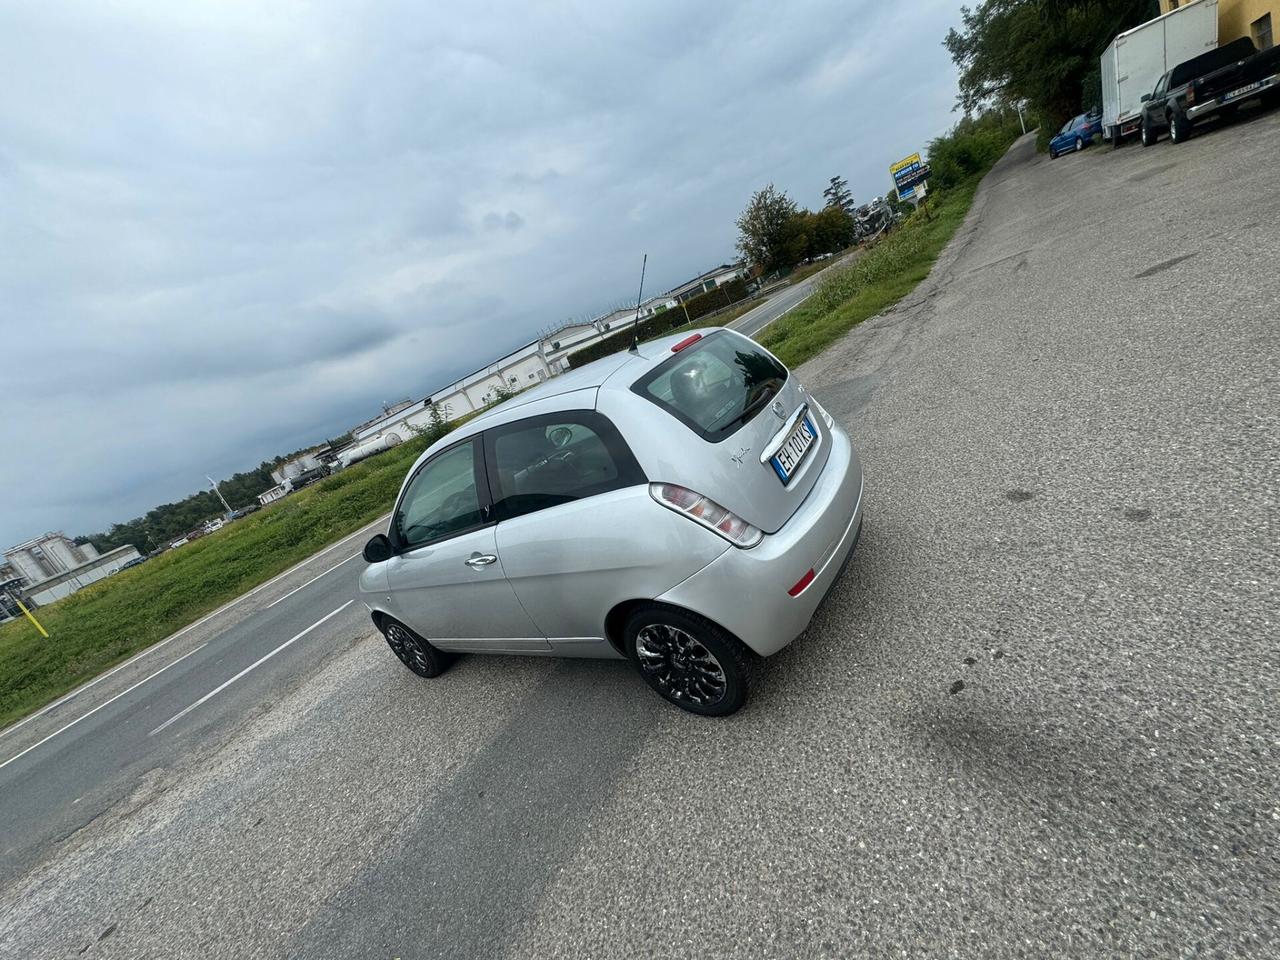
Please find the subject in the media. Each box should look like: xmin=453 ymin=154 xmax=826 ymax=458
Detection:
xmin=631 ymin=331 xmax=787 ymax=442
xmin=1170 ymin=37 xmax=1256 ymax=87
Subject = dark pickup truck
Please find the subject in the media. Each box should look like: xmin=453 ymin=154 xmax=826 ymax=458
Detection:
xmin=1140 ymin=36 xmax=1280 ymax=146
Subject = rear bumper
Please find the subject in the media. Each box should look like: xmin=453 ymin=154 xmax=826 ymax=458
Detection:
xmin=1188 ymin=72 xmax=1280 ymax=120
xmin=657 ymin=424 xmax=864 ymax=656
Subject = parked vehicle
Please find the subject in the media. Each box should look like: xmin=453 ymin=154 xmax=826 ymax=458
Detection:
xmin=1048 ymin=112 xmax=1103 ymax=157
xmin=1141 ymin=36 xmax=1280 ymax=145
xmin=854 ymin=198 xmax=892 ymax=242
xmin=359 ymin=328 xmax=865 ymax=716
xmin=1100 ymin=0 xmax=1218 ymax=145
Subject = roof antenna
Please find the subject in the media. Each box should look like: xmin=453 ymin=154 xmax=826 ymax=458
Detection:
xmin=628 ymin=253 xmax=647 ymax=354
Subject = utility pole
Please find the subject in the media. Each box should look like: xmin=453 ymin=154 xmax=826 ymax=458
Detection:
xmin=208 ymin=476 xmax=234 ymax=515
xmin=1016 ymin=101 xmax=1027 ymax=134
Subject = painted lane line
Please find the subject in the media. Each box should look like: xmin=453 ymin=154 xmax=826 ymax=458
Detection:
xmin=0 ymin=514 xmax=385 ymax=743
xmin=149 ymin=600 xmax=355 ymax=737
xmin=266 ymin=554 xmax=360 ymax=609
xmin=0 ymin=644 xmax=208 ymax=772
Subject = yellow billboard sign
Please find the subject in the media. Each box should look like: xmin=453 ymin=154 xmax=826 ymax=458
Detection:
xmin=890 ymin=153 xmax=921 ymax=176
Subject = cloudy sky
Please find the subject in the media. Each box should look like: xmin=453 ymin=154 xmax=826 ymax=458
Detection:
xmin=0 ymin=0 xmax=964 ymax=546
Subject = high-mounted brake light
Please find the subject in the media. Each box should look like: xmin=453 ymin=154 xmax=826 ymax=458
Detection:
xmin=649 ymin=483 xmax=762 ymax=548
xmin=671 ymin=334 xmax=703 ymax=353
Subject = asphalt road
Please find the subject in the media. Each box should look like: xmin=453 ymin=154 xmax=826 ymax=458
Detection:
xmin=3 ymin=108 xmax=1279 ymax=959
xmin=729 ymin=256 xmax=851 ymax=338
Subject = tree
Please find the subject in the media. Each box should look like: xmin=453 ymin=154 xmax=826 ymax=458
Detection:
xmin=735 ymin=184 xmax=799 ymax=273
xmin=944 ymin=0 xmax=1155 ymax=135
xmin=822 ymin=176 xmax=855 ymax=214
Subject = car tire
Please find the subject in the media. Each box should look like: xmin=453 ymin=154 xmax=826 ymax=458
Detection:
xmin=379 ymin=616 xmax=452 ymax=678
xmin=1141 ymin=119 xmax=1156 ymax=147
xmin=1075 ymin=136 xmax=1084 ymax=152
xmin=1048 ymin=148 xmax=1056 ymax=159
xmin=623 ymin=605 xmax=752 ymax=717
xmin=1168 ymin=108 xmax=1191 ymax=144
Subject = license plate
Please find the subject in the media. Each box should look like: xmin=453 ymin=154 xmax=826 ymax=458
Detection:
xmin=770 ymin=416 xmax=817 ymax=484
xmin=1223 ymin=81 xmax=1262 ymax=102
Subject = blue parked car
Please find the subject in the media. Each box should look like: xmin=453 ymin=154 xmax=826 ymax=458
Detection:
xmin=1049 ymin=112 xmax=1103 ymax=158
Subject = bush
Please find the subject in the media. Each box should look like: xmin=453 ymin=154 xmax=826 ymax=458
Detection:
xmin=927 ymin=109 xmax=1023 ymax=191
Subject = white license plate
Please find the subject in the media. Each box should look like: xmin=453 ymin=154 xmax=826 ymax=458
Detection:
xmin=1223 ymin=81 xmax=1263 ymax=102
xmin=770 ymin=416 xmax=817 ymax=483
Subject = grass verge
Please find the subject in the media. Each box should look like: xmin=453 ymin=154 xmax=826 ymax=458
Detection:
xmin=757 ymin=178 xmax=979 ymax=367
xmin=0 ymin=435 xmax=438 ymax=728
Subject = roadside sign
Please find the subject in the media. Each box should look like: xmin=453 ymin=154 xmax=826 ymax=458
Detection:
xmin=891 ymin=152 xmax=930 ymax=202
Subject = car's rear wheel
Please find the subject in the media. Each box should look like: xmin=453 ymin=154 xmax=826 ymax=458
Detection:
xmin=1075 ymin=136 xmax=1084 ymax=152
xmin=380 ymin=616 xmax=451 ymax=678
xmin=624 ymin=605 xmax=751 ymax=716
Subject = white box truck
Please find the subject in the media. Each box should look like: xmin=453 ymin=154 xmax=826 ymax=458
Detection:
xmin=1101 ymin=0 xmax=1218 ymax=144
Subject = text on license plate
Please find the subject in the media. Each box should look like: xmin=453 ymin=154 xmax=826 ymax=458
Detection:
xmin=1224 ymin=81 xmax=1262 ymax=101
xmin=770 ymin=417 xmax=817 ymax=483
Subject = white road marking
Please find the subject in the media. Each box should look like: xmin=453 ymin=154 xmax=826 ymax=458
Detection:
xmin=149 ymin=600 xmax=355 ymax=737
xmin=266 ymin=553 xmax=359 ymax=609
xmin=0 ymin=515 xmax=386 ymax=743
xmin=0 ymin=644 xmax=208 ymax=772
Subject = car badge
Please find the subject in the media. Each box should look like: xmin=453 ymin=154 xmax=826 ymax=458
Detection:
xmin=730 ymin=447 xmax=750 ymax=467
xmin=771 ymin=400 xmax=787 ymax=420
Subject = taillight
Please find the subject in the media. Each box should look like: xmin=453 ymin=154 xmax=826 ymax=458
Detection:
xmin=650 ymin=483 xmax=763 ymax=548
xmin=809 ymin=395 xmax=835 ymax=429
xmin=1186 ymin=87 xmax=1196 ymax=106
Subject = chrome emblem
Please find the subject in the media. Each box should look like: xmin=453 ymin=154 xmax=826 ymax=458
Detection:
xmin=730 ymin=446 xmax=750 ymax=467
xmin=771 ymin=400 xmax=787 ymax=420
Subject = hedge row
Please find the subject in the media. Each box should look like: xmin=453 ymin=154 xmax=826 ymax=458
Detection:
xmin=566 ymin=278 xmax=751 ymax=369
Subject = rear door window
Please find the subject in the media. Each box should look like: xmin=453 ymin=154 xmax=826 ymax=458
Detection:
xmin=632 ymin=331 xmax=787 ymax=442
xmin=484 ymin=412 xmax=645 ymax=521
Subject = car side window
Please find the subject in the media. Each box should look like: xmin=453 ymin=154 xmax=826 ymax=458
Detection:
xmin=395 ymin=439 xmax=486 ymax=549
xmin=485 ymin=411 xmax=645 ymax=521
xmin=1059 ymin=120 xmax=1072 ymax=135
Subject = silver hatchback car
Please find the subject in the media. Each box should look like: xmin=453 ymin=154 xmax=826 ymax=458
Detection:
xmin=360 ymin=327 xmax=864 ymax=715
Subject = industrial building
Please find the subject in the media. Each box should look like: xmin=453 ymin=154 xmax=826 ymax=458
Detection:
xmin=338 ymin=261 xmax=750 ymax=467
xmin=0 ymin=533 xmax=142 ymax=619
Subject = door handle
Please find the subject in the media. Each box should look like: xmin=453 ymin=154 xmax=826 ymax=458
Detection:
xmin=465 ymin=554 xmax=498 ymax=568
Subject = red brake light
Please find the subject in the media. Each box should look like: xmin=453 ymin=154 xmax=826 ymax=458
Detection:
xmin=671 ymin=334 xmax=702 ymax=353
xmin=788 ymin=568 xmax=816 ymax=597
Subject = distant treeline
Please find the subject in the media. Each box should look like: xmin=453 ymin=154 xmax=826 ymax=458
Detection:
xmin=77 ymin=434 xmax=352 ymax=554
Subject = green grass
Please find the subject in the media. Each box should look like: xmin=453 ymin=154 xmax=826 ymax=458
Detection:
xmin=757 ymin=179 xmax=979 ymax=367
xmin=0 ymin=435 xmax=438 ymax=728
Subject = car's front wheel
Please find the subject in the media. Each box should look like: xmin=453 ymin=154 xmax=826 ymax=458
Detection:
xmin=379 ymin=616 xmax=452 ymax=678
xmin=1141 ymin=119 xmax=1155 ymax=147
xmin=624 ymin=605 xmax=751 ymax=716
xmin=1168 ymin=108 xmax=1192 ymax=144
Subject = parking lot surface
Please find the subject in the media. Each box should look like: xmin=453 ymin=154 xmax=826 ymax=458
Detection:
xmin=2 ymin=115 xmax=1278 ymax=959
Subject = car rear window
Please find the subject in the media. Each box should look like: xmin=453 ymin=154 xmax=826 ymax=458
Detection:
xmin=631 ymin=332 xmax=787 ymax=442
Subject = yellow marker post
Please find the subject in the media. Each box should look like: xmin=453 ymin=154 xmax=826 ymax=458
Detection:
xmin=15 ymin=599 xmax=49 ymax=639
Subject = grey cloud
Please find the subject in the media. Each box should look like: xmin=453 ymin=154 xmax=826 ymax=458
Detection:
xmin=0 ymin=0 xmax=966 ymax=545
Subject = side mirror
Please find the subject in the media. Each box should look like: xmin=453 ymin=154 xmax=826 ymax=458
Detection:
xmin=1140 ymin=94 xmax=1151 ymax=102
xmin=363 ymin=534 xmax=394 ymax=563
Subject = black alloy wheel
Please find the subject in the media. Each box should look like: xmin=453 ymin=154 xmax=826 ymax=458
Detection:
xmin=381 ymin=617 xmax=451 ymax=678
xmin=624 ymin=605 xmax=750 ymax=717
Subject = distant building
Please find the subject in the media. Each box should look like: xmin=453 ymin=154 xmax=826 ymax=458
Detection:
xmin=0 ymin=533 xmax=142 ymax=617
xmin=339 ymin=260 xmax=748 ymax=460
